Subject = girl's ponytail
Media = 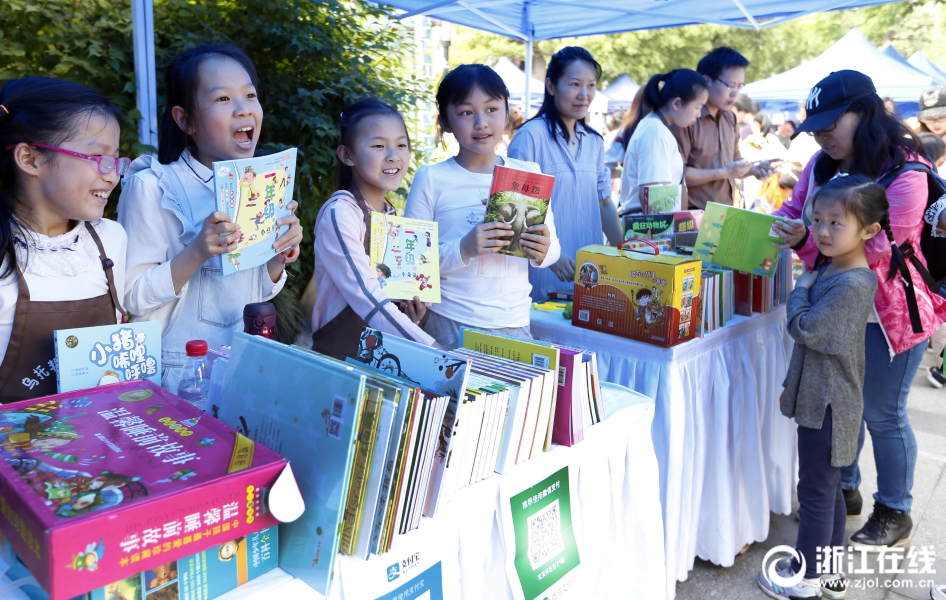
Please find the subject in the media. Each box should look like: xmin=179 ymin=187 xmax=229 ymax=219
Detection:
xmin=620 ymin=68 xmax=707 ymax=150
xmin=0 ymin=77 xmax=124 ymax=280
xmin=880 ymin=213 xmax=906 ymax=283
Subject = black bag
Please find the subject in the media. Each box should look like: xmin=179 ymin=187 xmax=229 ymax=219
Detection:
xmin=877 ymin=161 xmax=946 ymax=333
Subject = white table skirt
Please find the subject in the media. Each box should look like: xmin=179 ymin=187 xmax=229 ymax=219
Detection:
xmin=220 ymin=394 xmax=665 ymax=600
xmin=529 ymin=306 xmax=797 ymax=598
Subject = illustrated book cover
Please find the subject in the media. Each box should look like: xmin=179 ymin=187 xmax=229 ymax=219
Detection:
xmin=692 ymin=203 xmax=784 ymax=277
xmin=485 ymin=165 xmax=555 ymax=259
xmin=54 ymin=321 xmax=162 ymax=393
xmin=369 ymin=213 xmax=441 ymax=303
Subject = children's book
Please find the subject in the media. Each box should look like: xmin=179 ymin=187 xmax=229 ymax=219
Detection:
xmin=485 ymin=165 xmax=555 ymax=259
xmin=215 ymin=332 xmax=366 ymax=597
xmin=369 ymin=213 xmax=441 ymax=303
xmin=54 ymin=321 xmax=162 ymax=393
xmin=213 ymin=148 xmax=297 ymax=276
xmin=0 ymin=380 xmax=291 ymax=600
xmin=692 ymin=203 xmax=785 ymax=277
xmin=352 ymin=328 xmax=471 ymax=519
xmin=642 ymin=184 xmax=682 ymax=214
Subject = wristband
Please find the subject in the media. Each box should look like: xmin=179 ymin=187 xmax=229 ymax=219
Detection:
xmin=791 ymin=227 xmax=810 ymax=251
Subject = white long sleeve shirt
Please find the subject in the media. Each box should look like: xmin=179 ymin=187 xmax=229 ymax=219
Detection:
xmin=0 ymin=219 xmax=127 ymax=358
xmin=118 ymin=150 xmax=286 ymax=330
xmin=404 ymin=157 xmax=560 ymax=329
xmin=311 ymin=192 xmax=434 ymax=346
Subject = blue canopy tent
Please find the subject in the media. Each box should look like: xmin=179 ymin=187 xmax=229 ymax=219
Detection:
xmin=743 ymin=29 xmax=934 ymax=115
xmin=601 ymin=74 xmax=641 ymax=111
xmin=908 ymin=50 xmax=946 ymax=86
xmin=130 ymin=0 xmax=912 ymax=146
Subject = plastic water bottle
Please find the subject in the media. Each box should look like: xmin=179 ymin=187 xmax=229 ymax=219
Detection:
xmin=177 ymin=340 xmax=210 ymax=411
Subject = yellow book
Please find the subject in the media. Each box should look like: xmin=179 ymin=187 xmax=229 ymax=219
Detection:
xmin=339 ymin=386 xmax=382 ymax=555
xmin=369 ymin=213 xmax=441 ymax=303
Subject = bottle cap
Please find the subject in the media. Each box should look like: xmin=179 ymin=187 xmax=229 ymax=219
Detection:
xmin=185 ymin=340 xmax=209 ymax=357
xmin=243 ymin=302 xmax=278 ymax=330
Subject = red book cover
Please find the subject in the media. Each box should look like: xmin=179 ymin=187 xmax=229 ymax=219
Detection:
xmin=734 ymin=270 xmax=753 ymax=317
xmin=752 ymin=274 xmax=764 ymax=314
xmin=486 ymin=166 xmax=555 ymax=258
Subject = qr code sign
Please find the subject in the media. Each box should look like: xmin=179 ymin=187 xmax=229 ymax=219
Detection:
xmin=327 ymin=395 xmax=345 ymax=440
xmin=578 ymin=310 xmax=589 ymax=322
xmin=527 ymin=499 xmax=565 ymax=570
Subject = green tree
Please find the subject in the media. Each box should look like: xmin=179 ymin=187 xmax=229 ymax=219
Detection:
xmin=1 ymin=0 xmax=431 ymax=341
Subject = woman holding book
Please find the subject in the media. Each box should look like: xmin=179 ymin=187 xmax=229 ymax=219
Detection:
xmin=617 ymin=69 xmax=708 ymax=217
xmin=508 ymin=47 xmax=620 ymax=299
xmin=772 ymin=70 xmax=946 ymax=551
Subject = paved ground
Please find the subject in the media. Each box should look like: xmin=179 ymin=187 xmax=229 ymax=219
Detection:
xmin=675 ymin=349 xmax=946 ymax=600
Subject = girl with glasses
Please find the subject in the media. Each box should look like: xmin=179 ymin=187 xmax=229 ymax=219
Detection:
xmin=0 ymin=77 xmax=129 ymax=401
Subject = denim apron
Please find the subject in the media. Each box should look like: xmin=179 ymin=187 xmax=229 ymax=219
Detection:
xmin=156 ymin=165 xmax=263 ymax=394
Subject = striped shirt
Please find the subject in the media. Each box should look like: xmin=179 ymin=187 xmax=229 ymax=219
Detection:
xmin=508 ymin=116 xmax=611 ymax=299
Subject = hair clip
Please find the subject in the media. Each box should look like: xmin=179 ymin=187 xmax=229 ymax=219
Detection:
xmin=0 ymin=105 xmax=8 ymax=115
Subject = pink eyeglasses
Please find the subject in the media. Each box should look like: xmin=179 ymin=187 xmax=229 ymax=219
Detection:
xmin=5 ymin=142 xmax=131 ymax=176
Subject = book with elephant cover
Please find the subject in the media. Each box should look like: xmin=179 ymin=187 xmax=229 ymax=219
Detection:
xmin=485 ymin=166 xmax=555 ymax=259
xmin=212 ymin=148 xmax=297 ymax=276
xmin=368 ymin=214 xmax=441 ymax=303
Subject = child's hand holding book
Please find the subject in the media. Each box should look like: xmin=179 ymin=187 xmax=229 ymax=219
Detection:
xmin=459 ymin=221 xmax=514 ymax=262
xmin=519 ymin=224 xmax=552 ymax=263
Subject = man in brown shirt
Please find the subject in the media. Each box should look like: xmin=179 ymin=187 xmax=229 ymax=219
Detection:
xmin=672 ymin=47 xmax=775 ymax=209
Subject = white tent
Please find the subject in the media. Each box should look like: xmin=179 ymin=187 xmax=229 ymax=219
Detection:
xmin=744 ymin=29 xmax=935 ymax=105
xmin=601 ymin=74 xmax=641 ymax=111
xmin=908 ymin=51 xmax=946 ymax=85
xmin=491 ymin=57 xmax=608 ymax=113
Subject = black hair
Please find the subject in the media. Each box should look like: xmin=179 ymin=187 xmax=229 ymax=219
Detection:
xmin=0 ymin=77 xmax=124 ymax=280
xmin=812 ymin=94 xmax=923 ymax=186
xmin=158 ymin=44 xmax=259 ymax=165
xmin=528 ymin=46 xmax=602 ymax=143
xmin=621 ymin=69 xmax=707 ymax=150
xmin=436 ymin=64 xmax=509 ymax=135
xmin=919 ymin=132 xmax=946 ymax=164
xmin=810 ymin=174 xmax=901 ymax=280
xmin=752 ymin=112 xmax=772 ymax=135
xmin=336 ymin=98 xmax=409 ymax=190
xmin=696 ymin=47 xmax=750 ymax=81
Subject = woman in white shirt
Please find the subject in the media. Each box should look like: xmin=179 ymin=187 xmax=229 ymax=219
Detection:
xmin=618 ymin=69 xmax=708 ymax=216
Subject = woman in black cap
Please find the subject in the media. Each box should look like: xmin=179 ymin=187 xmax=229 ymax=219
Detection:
xmin=918 ymin=84 xmax=946 ymax=142
xmin=770 ymin=71 xmax=946 ymax=553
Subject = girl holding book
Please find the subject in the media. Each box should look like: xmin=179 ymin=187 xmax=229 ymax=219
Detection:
xmin=310 ymin=99 xmax=434 ymax=359
xmin=404 ymin=64 xmax=560 ymax=349
xmin=759 ymin=176 xmax=885 ymax=600
xmin=508 ymin=47 xmax=621 ymax=299
xmin=618 ymin=69 xmax=708 ymax=216
xmin=0 ymin=77 xmax=128 ymax=401
xmin=118 ymin=44 xmax=303 ymax=392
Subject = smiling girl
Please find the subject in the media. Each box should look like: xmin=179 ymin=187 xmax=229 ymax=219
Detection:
xmin=508 ymin=47 xmax=621 ymax=299
xmin=118 ymin=44 xmax=303 ymax=392
xmin=0 ymin=77 xmax=129 ymax=401
xmin=310 ymin=99 xmax=433 ymax=359
xmin=404 ymin=65 xmax=559 ymax=348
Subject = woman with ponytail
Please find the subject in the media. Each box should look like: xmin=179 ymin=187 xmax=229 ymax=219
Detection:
xmin=772 ymin=70 xmax=946 ymax=551
xmin=618 ymin=69 xmax=707 ymax=216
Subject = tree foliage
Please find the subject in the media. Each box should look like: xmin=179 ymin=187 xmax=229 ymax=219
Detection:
xmin=450 ymin=1 xmax=946 ymax=86
xmin=1 ymin=0 xmax=431 ymax=340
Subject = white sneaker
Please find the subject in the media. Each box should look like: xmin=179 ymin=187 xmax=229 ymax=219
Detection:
xmin=931 ymin=584 xmax=946 ymax=600
xmin=927 ymin=366 xmax=946 ymax=389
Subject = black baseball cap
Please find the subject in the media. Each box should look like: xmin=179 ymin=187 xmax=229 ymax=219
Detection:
xmin=793 ymin=70 xmax=877 ymax=138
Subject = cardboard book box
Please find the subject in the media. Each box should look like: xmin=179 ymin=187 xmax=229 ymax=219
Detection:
xmin=0 ymin=380 xmax=296 ymax=600
xmin=572 ymin=244 xmax=702 ymax=348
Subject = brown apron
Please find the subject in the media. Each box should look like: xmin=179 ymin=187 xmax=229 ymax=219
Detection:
xmin=0 ymin=222 xmax=124 ymax=403
xmin=310 ymin=190 xmax=380 ymax=361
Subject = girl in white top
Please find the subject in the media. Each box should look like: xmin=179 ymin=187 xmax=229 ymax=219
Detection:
xmin=619 ymin=69 xmax=708 ymax=216
xmin=119 ymin=45 xmax=303 ymax=392
xmin=405 ymin=65 xmax=560 ymax=348
xmin=0 ymin=77 xmax=129 ymax=401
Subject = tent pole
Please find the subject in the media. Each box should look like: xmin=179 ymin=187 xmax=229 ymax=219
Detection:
xmin=131 ymin=0 xmax=158 ymax=152
xmin=524 ymin=38 xmax=533 ymax=118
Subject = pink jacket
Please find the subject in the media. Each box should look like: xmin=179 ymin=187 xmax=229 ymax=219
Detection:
xmin=775 ymin=150 xmax=946 ymax=357
xmin=312 ymin=192 xmax=435 ymax=346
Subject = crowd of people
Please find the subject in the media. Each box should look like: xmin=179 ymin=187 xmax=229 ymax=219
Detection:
xmin=2 ymin=40 xmax=946 ymax=600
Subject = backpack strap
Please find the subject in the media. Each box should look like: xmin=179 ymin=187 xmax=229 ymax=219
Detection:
xmin=877 ymin=161 xmax=934 ymax=334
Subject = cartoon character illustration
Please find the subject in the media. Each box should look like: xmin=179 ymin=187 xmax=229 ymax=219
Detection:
xmin=388 ymin=223 xmax=402 ymax=252
xmin=252 ymin=212 xmax=265 ymax=230
xmin=419 ymin=253 xmax=429 ymax=265
xmin=98 ymin=370 xmax=121 ymax=386
xmin=65 ymin=335 xmax=78 ymax=349
xmin=424 ymin=231 xmax=432 ymax=248
xmin=68 ymin=538 xmax=104 ymax=572
xmin=240 ymin=167 xmax=260 ymax=206
xmin=1 ymin=415 xmax=82 ymax=455
xmin=415 ymin=273 xmax=432 ymax=291
xmin=633 ymin=287 xmax=666 ymax=331
xmin=181 ymin=417 xmax=200 ymax=428
xmin=146 ymin=469 xmax=195 ymax=485
xmin=228 ymin=252 xmax=242 ymax=271
xmin=55 ymin=470 xmax=148 ymax=518
xmin=578 ymin=264 xmax=599 ymax=289
xmin=355 ymin=330 xmax=408 ymax=380
xmin=395 ymin=256 xmax=403 ymax=268
xmin=375 ymin=263 xmax=391 ymax=288
xmin=199 ymin=437 xmax=215 ymax=446
xmin=248 ymin=234 xmax=257 ymax=242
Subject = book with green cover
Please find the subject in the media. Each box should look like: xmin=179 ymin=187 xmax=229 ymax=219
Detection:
xmin=692 ymin=203 xmax=785 ymax=278
xmin=642 ymin=184 xmax=682 ymax=214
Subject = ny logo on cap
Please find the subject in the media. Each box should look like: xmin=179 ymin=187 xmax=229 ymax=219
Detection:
xmin=807 ymin=87 xmax=822 ymax=111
